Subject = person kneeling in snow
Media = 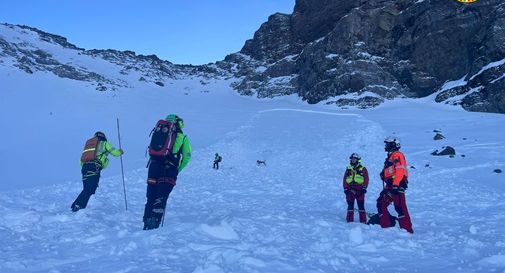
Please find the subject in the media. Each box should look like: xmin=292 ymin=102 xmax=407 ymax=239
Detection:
xmin=143 ymin=114 xmax=191 ymax=230
xmin=343 ymin=153 xmax=369 ymax=223
xmin=375 ymin=137 xmax=413 ymax=233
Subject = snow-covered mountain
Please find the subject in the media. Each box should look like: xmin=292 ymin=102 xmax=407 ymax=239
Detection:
xmin=2 ymin=0 xmax=505 ymax=113
xmin=1 ymin=3 xmax=505 ymax=272
xmin=0 ymin=23 xmax=229 ymax=92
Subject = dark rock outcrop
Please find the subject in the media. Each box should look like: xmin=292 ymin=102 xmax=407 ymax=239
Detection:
xmin=228 ymin=0 xmax=505 ymax=112
xmin=431 ymin=146 xmax=456 ymax=156
xmin=17 ymin=25 xmax=84 ymax=50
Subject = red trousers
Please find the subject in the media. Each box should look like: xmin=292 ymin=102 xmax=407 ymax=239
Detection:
xmin=346 ymin=190 xmax=366 ymax=223
xmin=376 ymin=189 xmax=413 ymax=233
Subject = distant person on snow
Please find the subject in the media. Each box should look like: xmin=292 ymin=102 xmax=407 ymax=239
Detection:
xmin=71 ymin=131 xmax=123 ymax=212
xmin=143 ymin=114 xmax=191 ymax=230
xmin=376 ymin=137 xmax=413 ymax=233
xmin=343 ymin=153 xmax=369 ymax=223
xmin=213 ymin=153 xmax=222 ymax=169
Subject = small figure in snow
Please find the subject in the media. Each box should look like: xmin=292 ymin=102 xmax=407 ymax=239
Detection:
xmin=143 ymin=114 xmax=192 ymax=230
xmin=256 ymin=160 xmax=267 ymax=166
xmin=376 ymin=137 xmax=414 ymax=233
xmin=343 ymin=153 xmax=369 ymax=223
xmin=213 ymin=153 xmax=222 ymax=169
xmin=71 ymin=131 xmax=123 ymax=212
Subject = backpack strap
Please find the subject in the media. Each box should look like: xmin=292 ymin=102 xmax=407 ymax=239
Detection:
xmin=148 ymin=127 xmax=156 ymax=137
xmin=94 ymin=141 xmax=109 ymax=167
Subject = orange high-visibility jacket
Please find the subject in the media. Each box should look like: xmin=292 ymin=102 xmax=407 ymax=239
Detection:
xmin=382 ymin=151 xmax=408 ymax=186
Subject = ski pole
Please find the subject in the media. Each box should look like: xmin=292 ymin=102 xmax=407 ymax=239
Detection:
xmin=117 ymin=118 xmax=128 ymax=211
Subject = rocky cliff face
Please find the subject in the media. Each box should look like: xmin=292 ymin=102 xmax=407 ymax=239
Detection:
xmin=227 ymin=0 xmax=505 ymax=113
xmin=2 ymin=1 xmax=504 ymax=113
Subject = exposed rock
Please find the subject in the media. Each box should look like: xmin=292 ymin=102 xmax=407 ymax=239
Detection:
xmin=494 ymin=169 xmax=502 ymax=173
xmin=155 ymin=81 xmax=164 ymax=87
xmin=52 ymin=64 xmax=102 ymax=82
xmin=17 ymin=25 xmax=84 ymax=50
xmin=326 ymin=96 xmax=384 ymax=109
xmin=32 ymin=50 xmax=60 ymax=65
xmin=2 ymin=0 xmax=505 ymax=114
xmin=85 ymin=49 xmax=178 ymax=81
xmin=0 ymin=37 xmax=17 ymax=56
xmin=96 ymin=84 xmax=107 ymax=92
xmin=0 ymin=23 xmax=221 ymax=92
xmin=15 ymin=56 xmax=35 ymax=74
xmin=241 ymin=13 xmax=297 ymax=64
xmin=431 ymin=146 xmax=456 ymax=156
xmin=228 ymin=0 xmax=505 ymax=112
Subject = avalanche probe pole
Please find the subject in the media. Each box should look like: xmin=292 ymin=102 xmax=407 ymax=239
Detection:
xmin=117 ymin=118 xmax=128 ymax=211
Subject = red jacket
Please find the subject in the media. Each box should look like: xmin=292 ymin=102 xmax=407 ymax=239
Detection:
xmin=382 ymin=151 xmax=408 ymax=186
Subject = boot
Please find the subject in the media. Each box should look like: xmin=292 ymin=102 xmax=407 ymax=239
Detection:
xmin=346 ymin=210 xmax=354 ymax=222
xmin=71 ymin=204 xmax=81 ymax=212
xmin=359 ymin=210 xmax=367 ymax=223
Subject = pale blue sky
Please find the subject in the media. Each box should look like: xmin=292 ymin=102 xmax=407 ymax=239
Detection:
xmin=1 ymin=1 xmax=294 ymax=64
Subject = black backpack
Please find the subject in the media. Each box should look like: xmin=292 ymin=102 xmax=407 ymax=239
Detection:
xmin=366 ymin=212 xmax=397 ymax=227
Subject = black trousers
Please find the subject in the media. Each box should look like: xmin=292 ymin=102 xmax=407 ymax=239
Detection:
xmin=213 ymin=161 xmax=219 ymax=169
xmin=143 ymin=183 xmax=175 ymax=230
xmin=71 ymin=162 xmax=101 ymax=210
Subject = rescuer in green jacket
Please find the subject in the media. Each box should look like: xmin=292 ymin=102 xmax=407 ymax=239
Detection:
xmin=71 ymin=131 xmax=123 ymax=212
xmin=143 ymin=114 xmax=192 ymax=230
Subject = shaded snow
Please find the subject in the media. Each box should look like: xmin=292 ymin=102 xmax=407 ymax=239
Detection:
xmin=1 ymin=26 xmax=505 ymax=273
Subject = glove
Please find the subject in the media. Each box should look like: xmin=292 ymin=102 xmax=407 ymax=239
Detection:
xmin=390 ymin=186 xmax=399 ymax=195
xmin=344 ymin=189 xmax=351 ymax=195
xmin=119 ymin=149 xmax=124 ymax=155
xmin=361 ymin=188 xmax=367 ymax=194
xmin=380 ymin=171 xmax=385 ymax=181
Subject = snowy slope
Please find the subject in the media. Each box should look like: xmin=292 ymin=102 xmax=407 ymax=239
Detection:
xmin=1 ymin=63 xmax=505 ymax=272
xmin=2 ymin=23 xmax=505 ymax=273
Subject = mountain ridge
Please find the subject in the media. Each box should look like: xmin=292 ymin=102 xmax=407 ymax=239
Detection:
xmin=1 ymin=0 xmax=504 ymax=113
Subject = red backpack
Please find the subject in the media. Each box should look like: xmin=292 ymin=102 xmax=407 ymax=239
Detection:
xmin=81 ymin=137 xmax=100 ymax=163
xmin=148 ymin=120 xmax=177 ymax=158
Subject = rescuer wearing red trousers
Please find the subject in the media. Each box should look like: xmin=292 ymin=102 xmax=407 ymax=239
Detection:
xmin=377 ymin=137 xmax=414 ymax=233
xmin=343 ymin=153 xmax=369 ymax=223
